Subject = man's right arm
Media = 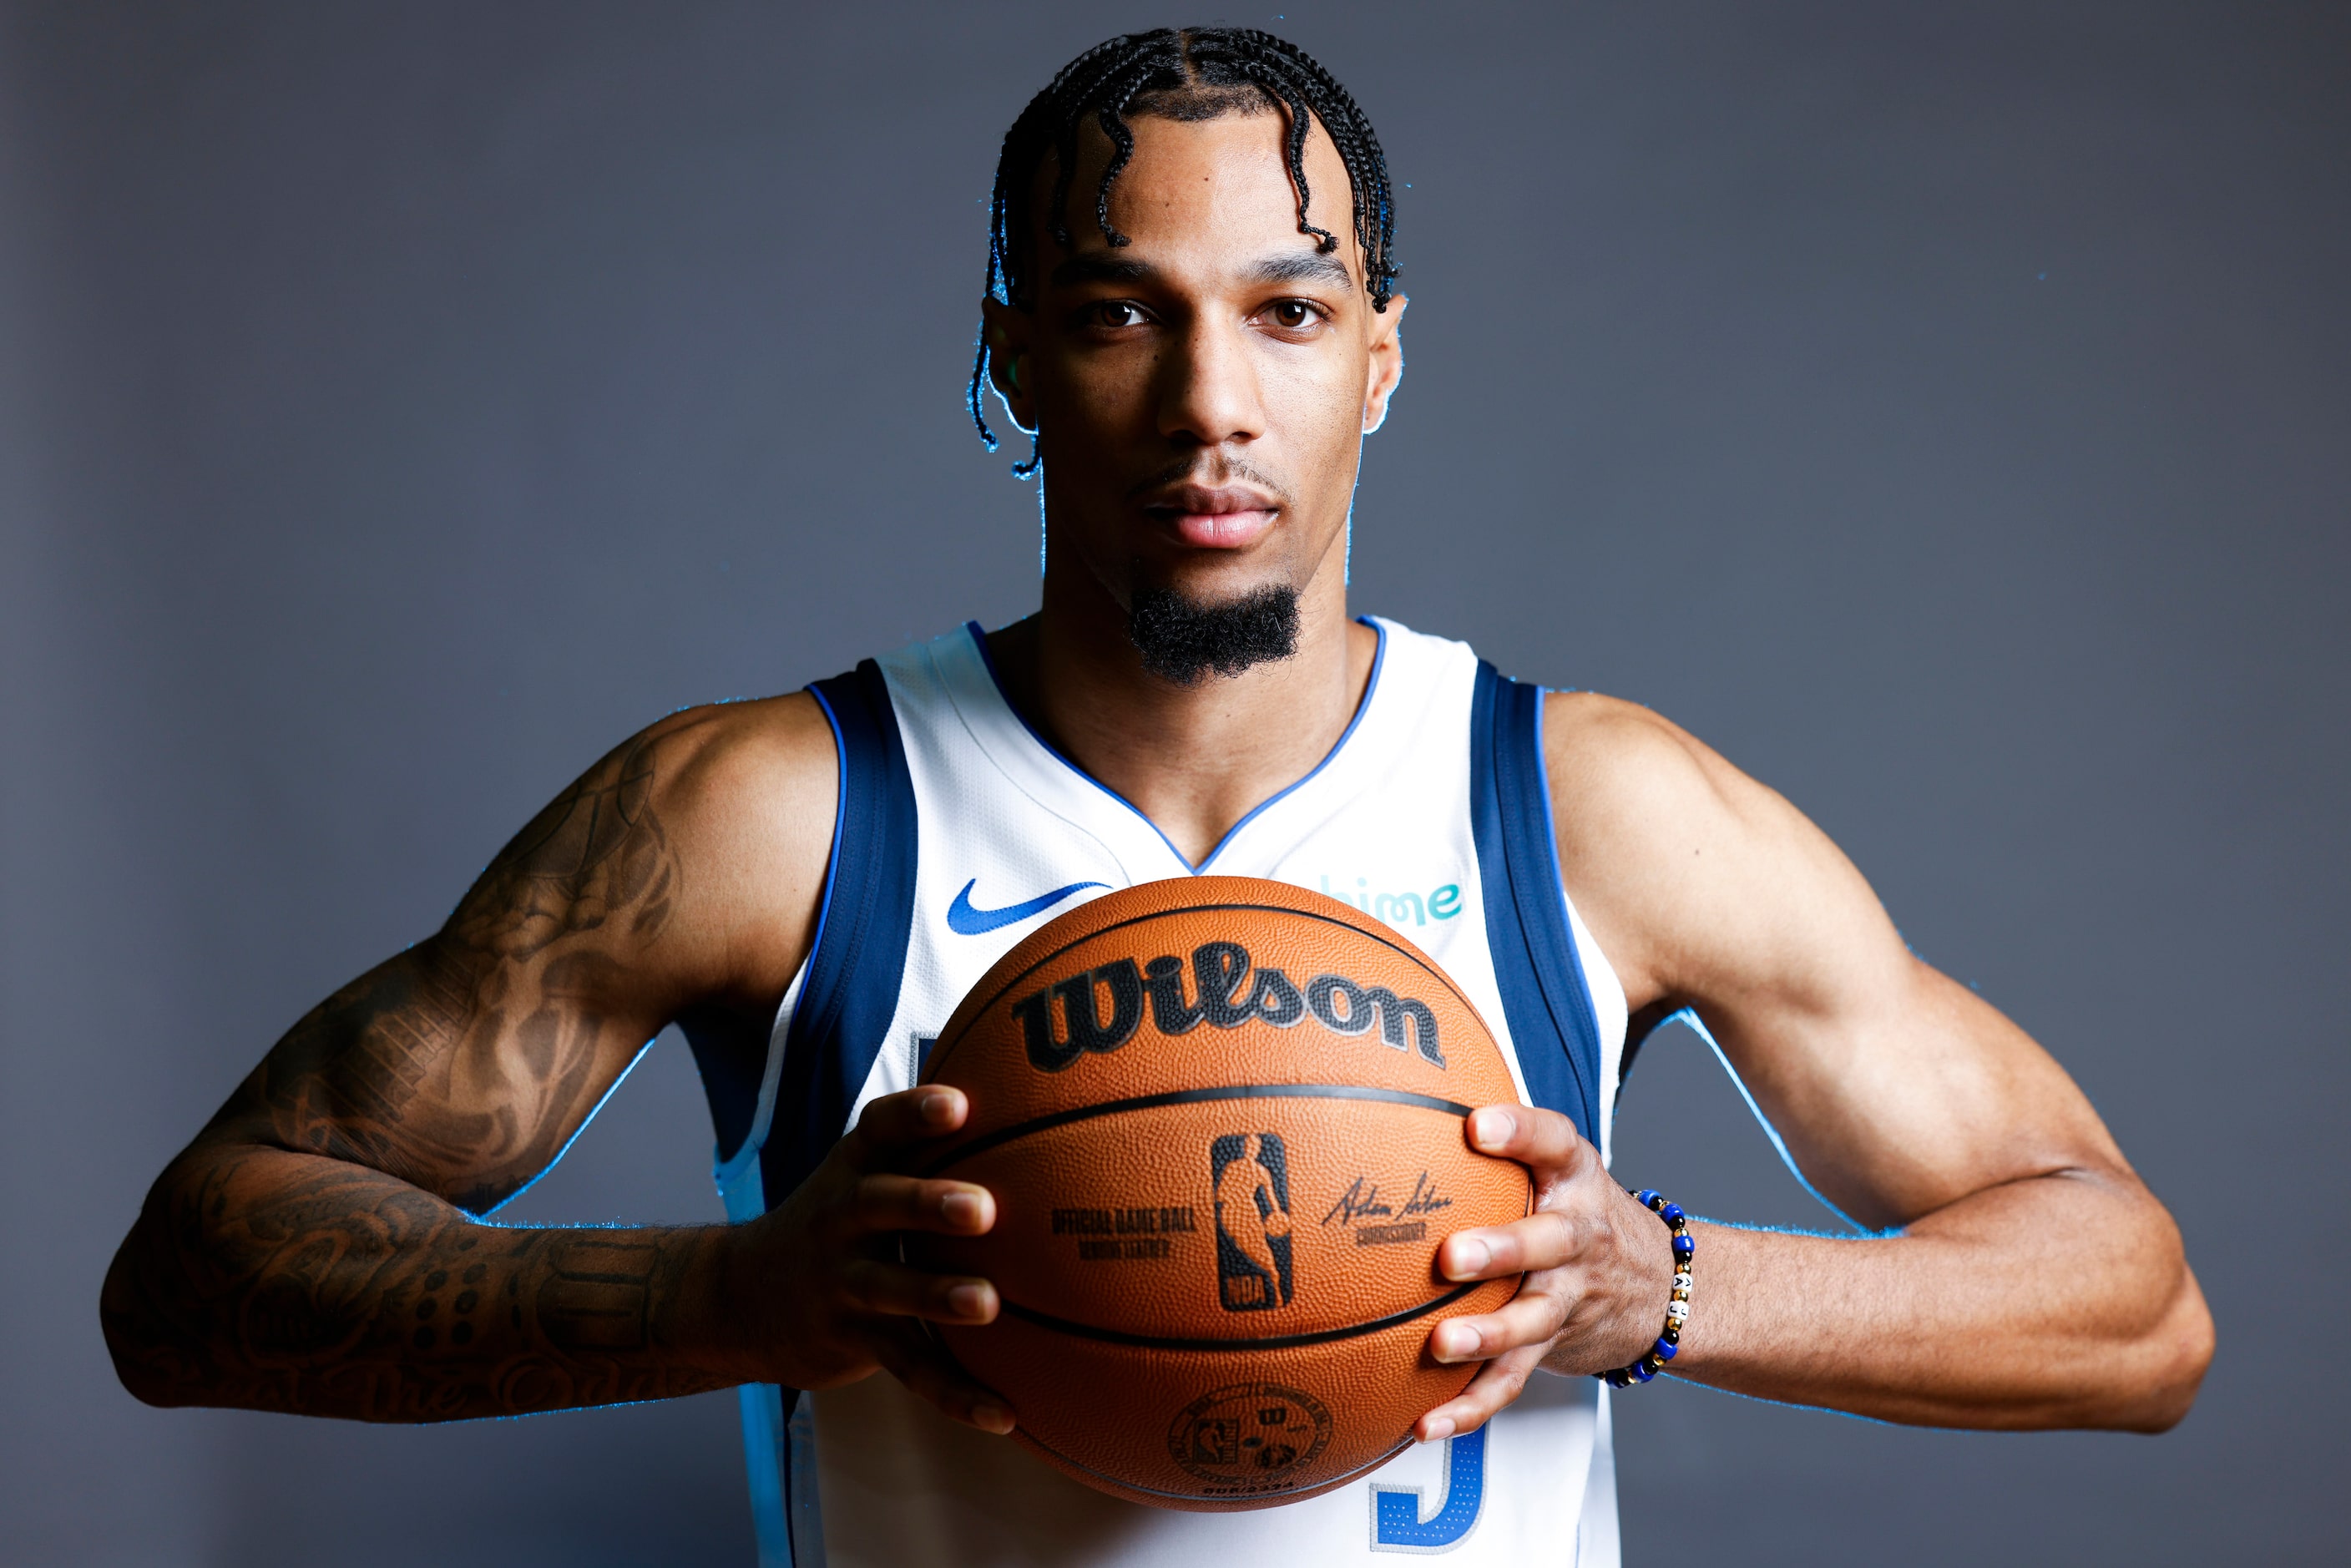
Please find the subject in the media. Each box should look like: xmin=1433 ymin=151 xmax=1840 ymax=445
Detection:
xmin=100 ymin=698 xmax=1013 ymax=1429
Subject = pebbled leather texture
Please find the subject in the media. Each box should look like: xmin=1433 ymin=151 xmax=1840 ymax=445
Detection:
xmin=914 ymin=876 xmax=1531 ymax=1511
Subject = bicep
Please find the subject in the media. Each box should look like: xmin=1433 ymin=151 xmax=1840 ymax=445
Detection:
xmin=197 ymin=700 xmax=833 ymax=1213
xmin=200 ymin=723 xmax=691 ymax=1211
xmin=1548 ymin=694 xmax=2128 ymax=1231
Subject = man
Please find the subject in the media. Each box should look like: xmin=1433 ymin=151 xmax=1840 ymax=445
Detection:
xmin=102 ymin=26 xmax=2212 ymax=1566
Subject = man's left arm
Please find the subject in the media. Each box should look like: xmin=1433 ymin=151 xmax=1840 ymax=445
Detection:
xmin=1417 ymin=694 xmax=2213 ymax=1439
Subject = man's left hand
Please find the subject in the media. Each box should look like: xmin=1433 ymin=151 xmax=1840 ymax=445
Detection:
xmin=1414 ymin=1105 xmax=1678 ymax=1440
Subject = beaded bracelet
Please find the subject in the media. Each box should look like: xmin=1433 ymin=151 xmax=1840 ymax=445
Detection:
xmin=1595 ymin=1188 xmax=1694 ymax=1388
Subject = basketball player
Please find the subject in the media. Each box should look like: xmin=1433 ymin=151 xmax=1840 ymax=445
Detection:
xmin=101 ymin=27 xmax=2212 ymax=1566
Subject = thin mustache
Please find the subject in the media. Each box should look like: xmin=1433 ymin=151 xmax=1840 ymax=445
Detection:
xmin=1125 ymin=458 xmax=1290 ymax=507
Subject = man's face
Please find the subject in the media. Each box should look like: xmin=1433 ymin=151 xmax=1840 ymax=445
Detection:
xmin=983 ymin=105 xmax=1405 ymax=649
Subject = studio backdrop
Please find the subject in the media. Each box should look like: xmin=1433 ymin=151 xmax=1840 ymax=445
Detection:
xmin=3 ymin=3 xmax=2344 ymax=1564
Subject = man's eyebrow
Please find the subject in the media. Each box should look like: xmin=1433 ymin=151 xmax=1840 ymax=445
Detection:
xmin=1247 ymin=252 xmax=1355 ymax=292
xmin=1049 ymin=254 xmax=1160 ymax=288
xmin=1045 ymin=251 xmax=1357 ymax=293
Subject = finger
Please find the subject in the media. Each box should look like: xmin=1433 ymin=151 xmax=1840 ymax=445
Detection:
xmin=845 ymin=1086 xmax=969 ymax=1162
xmin=1413 ymin=1343 xmax=1544 ymax=1440
xmin=1464 ymin=1103 xmax=1590 ymax=1174
xmin=872 ymin=1323 xmax=1017 ymax=1435
xmin=839 ymin=1257 xmax=1000 ymax=1325
xmin=1427 ymin=1287 xmax=1570 ymax=1365
xmin=1438 ymin=1209 xmax=1583 ymax=1281
xmin=850 ymin=1173 xmax=996 ymax=1237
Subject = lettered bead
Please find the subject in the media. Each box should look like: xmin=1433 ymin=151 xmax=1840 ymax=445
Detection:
xmin=1666 ymin=1302 xmax=1689 ymax=1324
xmin=1674 ymin=1272 xmax=1693 ymax=1293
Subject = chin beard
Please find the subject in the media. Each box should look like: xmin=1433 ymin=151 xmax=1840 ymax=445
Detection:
xmin=1127 ymin=584 xmax=1301 ymax=686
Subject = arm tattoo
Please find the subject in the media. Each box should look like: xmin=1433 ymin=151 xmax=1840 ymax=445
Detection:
xmin=244 ymin=727 xmax=697 ymax=1211
xmin=103 ymin=1146 xmax=731 ymax=1419
xmin=452 ymin=729 xmax=679 ymax=962
xmin=106 ymin=719 xmax=746 ymax=1419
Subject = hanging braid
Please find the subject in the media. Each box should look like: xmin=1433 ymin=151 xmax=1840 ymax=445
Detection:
xmin=968 ymin=27 xmax=1401 ymax=463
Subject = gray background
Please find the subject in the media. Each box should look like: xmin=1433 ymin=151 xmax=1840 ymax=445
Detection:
xmin=3 ymin=3 xmax=2343 ymax=1563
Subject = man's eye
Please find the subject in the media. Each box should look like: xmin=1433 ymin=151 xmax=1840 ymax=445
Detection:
xmin=1094 ymin=301 xmax=1148 ymax=329
xmin=1267 ymin=300 xmax=1321 ymax=329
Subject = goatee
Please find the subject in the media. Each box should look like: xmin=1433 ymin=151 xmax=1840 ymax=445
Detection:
xmin=1126 ymin=584 xmax=1301 ymax=685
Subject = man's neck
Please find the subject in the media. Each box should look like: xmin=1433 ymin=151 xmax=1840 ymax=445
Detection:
xmin=987 ymin=563 xmax=1377 ymax=868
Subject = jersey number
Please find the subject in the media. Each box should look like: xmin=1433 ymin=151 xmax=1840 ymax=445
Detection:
xmin=1370 ymin=1424 xmax=1487 ymax=1552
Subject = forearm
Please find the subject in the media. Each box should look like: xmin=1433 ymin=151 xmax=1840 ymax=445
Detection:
xmin=102 ymin=1142 xmax=748 ymax=1422
xmin=1663 ymin=1171 xmax=2211 ymax=1430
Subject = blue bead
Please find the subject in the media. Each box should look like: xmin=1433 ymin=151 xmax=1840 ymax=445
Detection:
xmin=1671 ymin=1233 xmax=1696 ymax=1257
xmin=1636 ymin=1189 xmax=1661 ymax=1207
xmin=1661 ymin=1203 xmax=1686 ymax=1226
xmin=1653 ymin=1338 xmax=1678 ymax=1361
xmin=1631 ymin=1358 xmax=1658 ymax=1382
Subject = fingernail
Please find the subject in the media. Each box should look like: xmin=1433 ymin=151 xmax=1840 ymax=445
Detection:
xmin=920 ymin=1090 xmax=959 ymax=1125
xmin=947 ymin=1283 xmax=989 ymax=1319
xmin=1449 ymin=1237 xmax=1491 ymax=1278
xmin=1423 ymin=1417 xmax=1455 ymax=1443
xmin=1470 ymin=1108 xmax=1513 ymax=1150
xmin=1433 ymin=1322 xmax=1479 ymax=1362
xmin=973 ymin=1403 xmax=1013 ymax=1434
xmin=942 ymin=1191 xmax=982 ymax=1228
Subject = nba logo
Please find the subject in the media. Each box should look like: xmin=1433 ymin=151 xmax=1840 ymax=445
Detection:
xmin=1211 ymin=1133 xmax=1294 ymax=1311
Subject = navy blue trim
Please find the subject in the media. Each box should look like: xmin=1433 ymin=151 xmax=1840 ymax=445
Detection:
xmin=963 ymin=617 xmax=1388 ymax=873
xmin=1469 ymin=662 xmax=1602 ymax=1141
xmin=762 ymin=660 xmax=919 ymax=1209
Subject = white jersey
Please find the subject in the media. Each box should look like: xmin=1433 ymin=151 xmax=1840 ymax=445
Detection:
xmin=712 ymin=618 xmax=1629 ymax=1567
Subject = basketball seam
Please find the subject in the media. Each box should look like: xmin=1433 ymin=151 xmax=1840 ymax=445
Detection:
xmin=995 ymin=1277 xmax=1489 ymax=1352
xmin=913 ymin=1081 xmax=1473 ymax=1176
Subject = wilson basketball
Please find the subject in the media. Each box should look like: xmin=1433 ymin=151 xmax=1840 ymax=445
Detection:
xmin=911 ymin=875 xmax=1529 ymax=1511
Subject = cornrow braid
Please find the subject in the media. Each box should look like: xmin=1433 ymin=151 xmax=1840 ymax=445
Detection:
xmin=968 ymin=26 xmax=1400 ymax=464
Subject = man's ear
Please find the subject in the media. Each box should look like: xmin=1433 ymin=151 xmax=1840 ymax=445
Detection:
xmin=1361 ymin=292 xmax=1408 ymax=436
xmin=980 ymin=297 xmax=1037 ymax=433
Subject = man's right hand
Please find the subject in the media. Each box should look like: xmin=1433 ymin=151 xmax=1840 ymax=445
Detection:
xmin=727 ymin=1085 xmax=1014 ymax=1434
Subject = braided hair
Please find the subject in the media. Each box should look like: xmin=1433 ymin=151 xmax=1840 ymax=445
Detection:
xmin=968 ymin=27 xmax=1400 ymax=463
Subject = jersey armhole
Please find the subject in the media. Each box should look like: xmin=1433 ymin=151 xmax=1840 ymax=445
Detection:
xmin=1469 ymin=661 xmax=1605 ymax=1142
xmin=757 ymin=659 xmax=921 ymax=1211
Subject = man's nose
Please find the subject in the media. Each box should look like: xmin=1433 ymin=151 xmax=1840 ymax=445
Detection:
xmin=1156 ymin=316 xmax=1266 ymax=448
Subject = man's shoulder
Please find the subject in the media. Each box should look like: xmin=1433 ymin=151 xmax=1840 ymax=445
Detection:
xmin=584 ymin=692 xmax=837 ymax=999
xmin=636 ymin=689 xmax=834 ymax=796
xmin=1537 ymin=691 xmax=1791 ymax=1002
xmin=1540 ymin=690 xmax=1743 ymax=835
xmin=624 ymin=690 xmax=837 ymax=862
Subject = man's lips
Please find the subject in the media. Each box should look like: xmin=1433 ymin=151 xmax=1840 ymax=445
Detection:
xmin=1140 ymin=485 xmax=1282 ymax=549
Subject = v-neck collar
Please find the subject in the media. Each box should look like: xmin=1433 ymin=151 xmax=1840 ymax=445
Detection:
xmin=959 ymin=616 xmax=1389 ymax=875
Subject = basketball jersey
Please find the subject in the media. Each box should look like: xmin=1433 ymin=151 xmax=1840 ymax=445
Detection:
xmin=712 ymin=617 xmax=1630 ymax=1568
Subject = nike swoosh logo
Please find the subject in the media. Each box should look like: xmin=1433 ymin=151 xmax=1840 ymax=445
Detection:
xmin=946 ymin=878 xmax=1106 ymax=936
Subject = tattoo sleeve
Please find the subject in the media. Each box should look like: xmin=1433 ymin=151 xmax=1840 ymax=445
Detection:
xmin=102 ymin=1146 xmax=735 ymax=1419
xmin=102 ymin=721 xmax=752 ymax=1419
